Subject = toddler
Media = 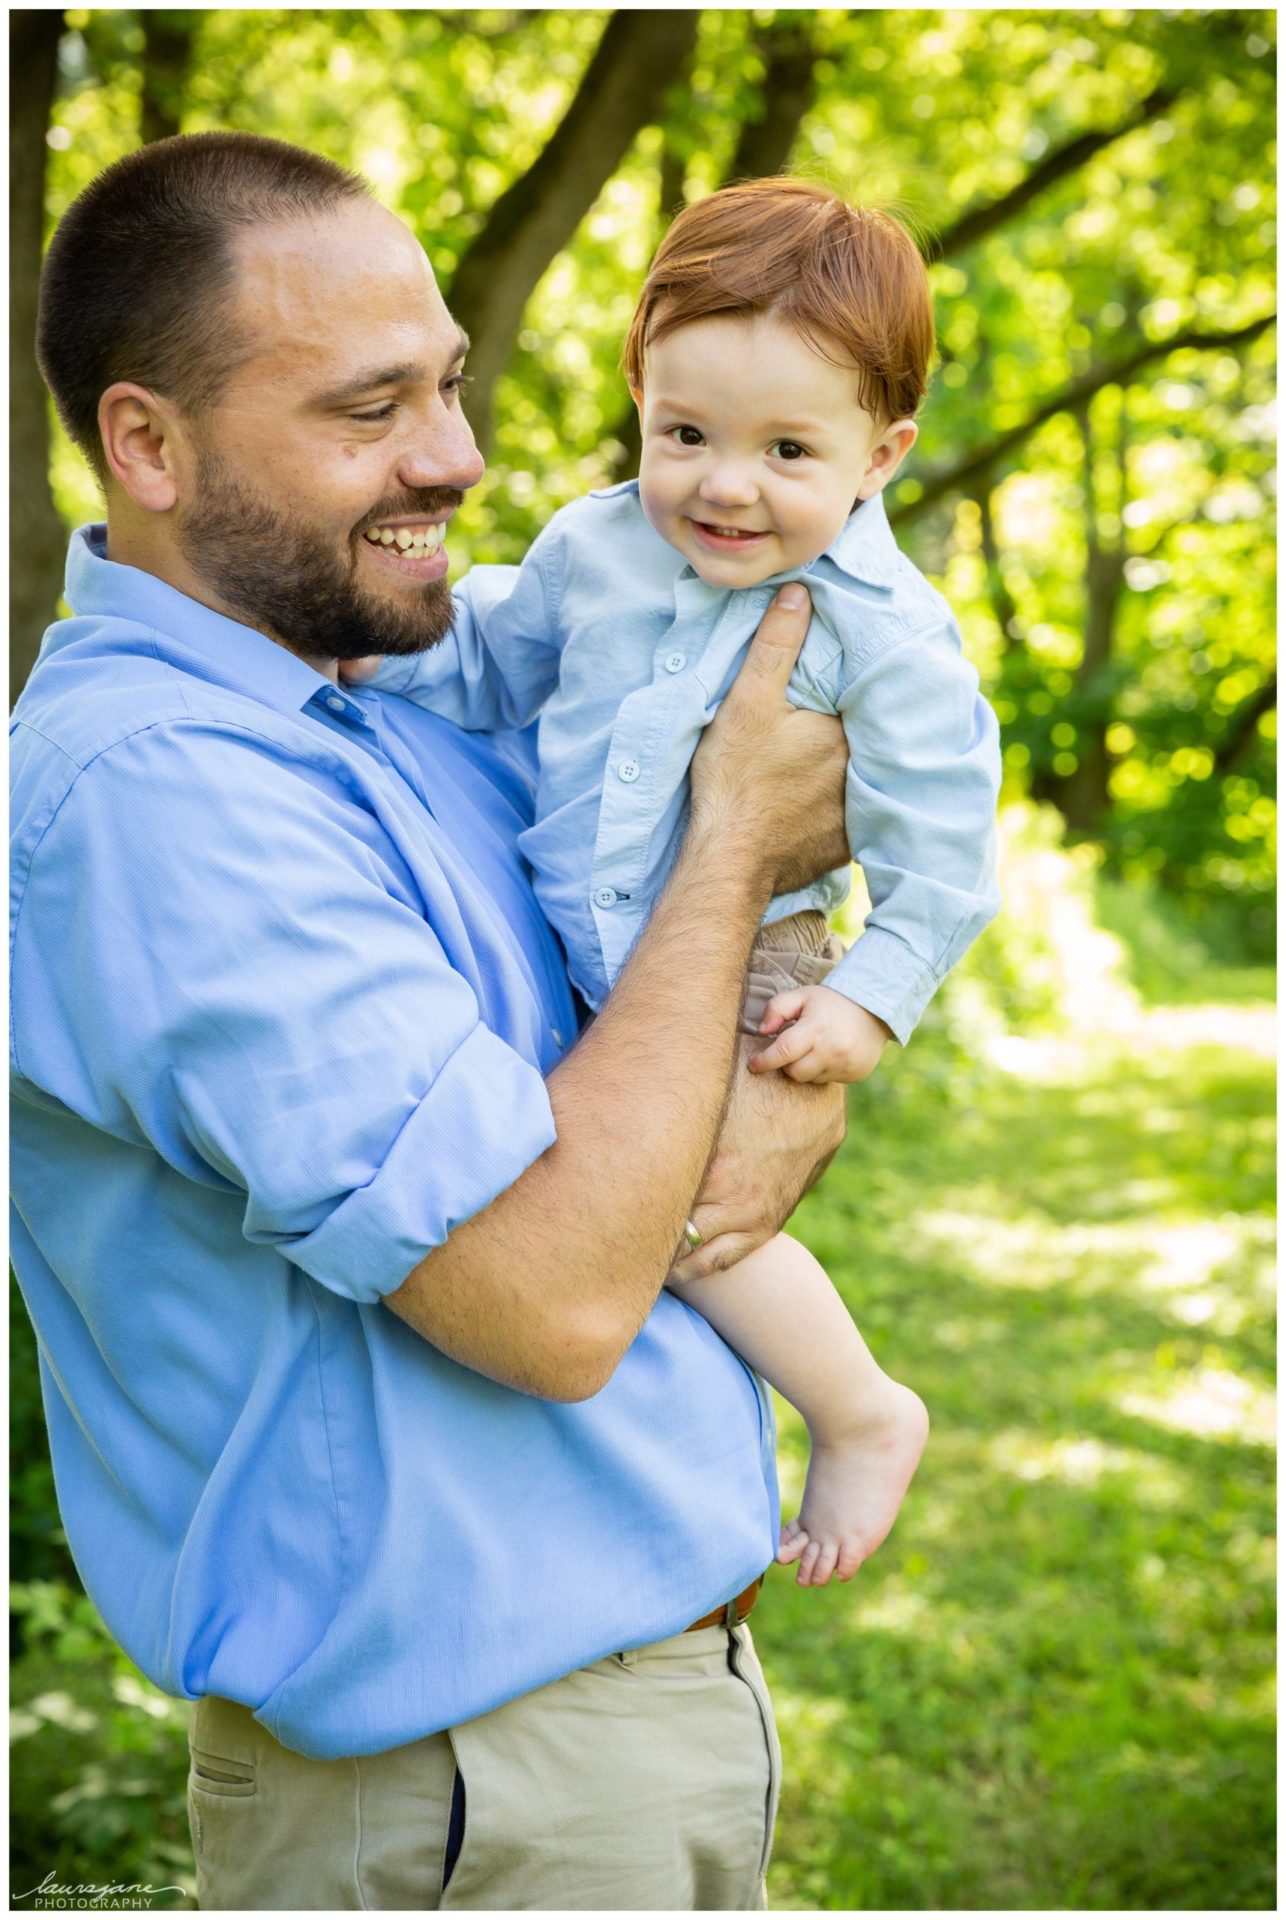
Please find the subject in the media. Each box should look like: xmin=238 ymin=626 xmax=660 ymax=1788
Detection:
xmin=371 ymin=180 xmax=1002 ymax=1586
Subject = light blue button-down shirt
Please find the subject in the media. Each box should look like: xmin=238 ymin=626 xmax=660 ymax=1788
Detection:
xmin=9 ymin=527 xmax=779 ymax=1760
xmin=377 ymin=483 xmax=1001 ymax=1044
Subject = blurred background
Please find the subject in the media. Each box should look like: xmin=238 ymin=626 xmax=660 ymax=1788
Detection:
xmin=9 ymin=8 xmax=1275 ymax=1910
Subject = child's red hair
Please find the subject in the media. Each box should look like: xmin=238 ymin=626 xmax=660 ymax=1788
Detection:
xmin=623 ymin=178 xmax=934 ymax=424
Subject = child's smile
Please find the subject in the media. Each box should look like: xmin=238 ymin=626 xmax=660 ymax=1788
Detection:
xmin=633 ymin=311 xmax=916 ymax=589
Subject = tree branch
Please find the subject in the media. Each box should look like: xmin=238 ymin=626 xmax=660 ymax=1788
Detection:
xmin=447 ymin=8 xmax=700 ymax=454
xmin=10 ymin=10 xmax=67 ymax=702
xmin=929 ymin=83 xmax=1180 ymax=261
xmin=1213 ymin=673 xmax=1277 ymax=773
xmin=891 ymin=313 xmax=1277 ymax=527
xmin=727 ymin=16 xmax=819 ymax=182
xmin=141 ymin=10 xmax=196 ymax=145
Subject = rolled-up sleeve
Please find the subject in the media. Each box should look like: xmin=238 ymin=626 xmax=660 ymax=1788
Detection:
xmin=10 ymin=721 xmax=558 ymax=1305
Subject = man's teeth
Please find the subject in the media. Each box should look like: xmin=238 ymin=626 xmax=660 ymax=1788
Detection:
xmin=362 ymin=524 xmax=444 ymax=554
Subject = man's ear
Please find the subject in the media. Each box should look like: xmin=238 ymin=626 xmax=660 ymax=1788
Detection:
xmin=98 ymin=382 xmax=185 ymax=512
xmin=855 ymin=418 xmax=919 ymax=501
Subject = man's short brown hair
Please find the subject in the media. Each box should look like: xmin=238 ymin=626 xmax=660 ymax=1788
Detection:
xmin=37 ymin=131 xmax=369 ymax=481
xmin=623 ymin=178 xmax=934 ymax=424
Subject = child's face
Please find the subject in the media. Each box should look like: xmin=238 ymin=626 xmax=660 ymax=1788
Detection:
xmin=633 ymin=312 xmax=917 ymax=589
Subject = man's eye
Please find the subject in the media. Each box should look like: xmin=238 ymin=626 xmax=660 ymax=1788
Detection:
xmin=772 ymin=440 xmax=809 ymax=461
xmin=670 ymin=425 xmax=705 ymax=447
xmin=348 ymin=402 xmax=399 ymax=424
xmin=444 ymin=373 xmax=474 ymax=397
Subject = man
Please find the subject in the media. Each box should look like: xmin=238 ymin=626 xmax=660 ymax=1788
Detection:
xmin=11 ymin=132 xmax=850 ymax=1910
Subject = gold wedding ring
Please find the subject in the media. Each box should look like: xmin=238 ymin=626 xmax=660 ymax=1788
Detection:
xmin=683 ymin=1218 xmax=704 ymax=1251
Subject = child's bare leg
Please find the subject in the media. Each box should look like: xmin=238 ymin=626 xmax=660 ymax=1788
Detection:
xmin=670 ymin=1234 xmax=927 ymax=1586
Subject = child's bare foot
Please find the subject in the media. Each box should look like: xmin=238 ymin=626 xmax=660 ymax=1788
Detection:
xmin=777 ymin=1379 xmax=929 ymax=1587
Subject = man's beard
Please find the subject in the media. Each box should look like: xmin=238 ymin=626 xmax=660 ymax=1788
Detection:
xmin=177 ymin=451 xmax=460 ymax=661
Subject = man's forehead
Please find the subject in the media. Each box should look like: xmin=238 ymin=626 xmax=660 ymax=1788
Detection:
xmin=226 ymin=203 xmax=454 ymax=371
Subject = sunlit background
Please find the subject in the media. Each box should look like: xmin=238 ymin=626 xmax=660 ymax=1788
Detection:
xmin=10 ymin=9 xmax=1275 ymax=1911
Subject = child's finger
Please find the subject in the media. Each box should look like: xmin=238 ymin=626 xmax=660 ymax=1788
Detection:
xmin=759 ymin=987 xmax=806 ymax=1035
xmin=747 ymin=1021 xmax=813 ymax=1073
xmin=783 ymin=1046 xmax=830 ymax=1083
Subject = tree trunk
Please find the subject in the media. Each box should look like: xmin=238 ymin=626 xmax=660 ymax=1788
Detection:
xmin=141 ymin=10 xmax=195 ymax=144
xmin=727 ymin=16 xmax=818 ymax=182
xmin=1059 ymin=400 xmax=1126 ymax=835
xmin=604 ymin=17 xmax=820 ymax=483
xmin=10 ymin=11 xmax=67 ymax=702
xmin=447 ymin=9 xmax=700 ymax=455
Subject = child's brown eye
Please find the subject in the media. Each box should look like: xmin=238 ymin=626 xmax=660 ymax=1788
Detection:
xmin=672 ymin=426 xmax=704 ymax=447
xmin=773 ymin=440 xmax=808 ymax=461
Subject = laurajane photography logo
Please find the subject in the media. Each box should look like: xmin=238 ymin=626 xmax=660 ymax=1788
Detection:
xmin=12 ymin=1870 xmax=186 ymax=1910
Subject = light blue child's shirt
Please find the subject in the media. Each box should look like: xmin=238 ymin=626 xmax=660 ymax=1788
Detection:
xmin=375 ymin=482 xmax=1001 ymax=1044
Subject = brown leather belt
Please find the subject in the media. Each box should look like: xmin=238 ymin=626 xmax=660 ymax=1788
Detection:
xmin=684 ymin=1574 xmax=763 ymax=1633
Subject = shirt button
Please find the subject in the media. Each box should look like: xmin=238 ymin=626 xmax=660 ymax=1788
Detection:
xmin=664 ymin=651 xmax=686 ymax=673
xmin=326 ymin=695 xmax=346 ymax=713
xmin=551 ymin=1027 xmax=564 ymax=1047
xmin=618 ymin=758 xmax=640 ymax=783
xmin=593 ymin=887 xmax=618 ymax=909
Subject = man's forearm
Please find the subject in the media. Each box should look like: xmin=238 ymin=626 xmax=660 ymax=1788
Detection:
xmin=386 ymin=817 xmax=771 ymax=1399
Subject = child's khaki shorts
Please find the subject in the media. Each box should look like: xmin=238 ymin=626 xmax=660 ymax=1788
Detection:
xmin=740 ymin=908 xmax=846 ymax=1037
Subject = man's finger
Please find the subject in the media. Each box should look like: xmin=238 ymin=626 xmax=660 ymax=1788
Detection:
xmin=670 ymin=1229 xmax=760 ymax=1284
xmin=724 ymin=584 xmax=812 ymax=701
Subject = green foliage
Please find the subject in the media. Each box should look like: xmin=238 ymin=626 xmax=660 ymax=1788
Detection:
xmin=17 ymin=13 xmax=1277 ymax=1908
xmin=10 ymin=1583 xmax=194 ymax=1907
xmin=41 ymin=7 xmax=1275 ymax=947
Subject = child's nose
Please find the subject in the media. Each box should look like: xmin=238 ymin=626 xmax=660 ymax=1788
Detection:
xmin=697 ymin=462 xmax=758 ymax=508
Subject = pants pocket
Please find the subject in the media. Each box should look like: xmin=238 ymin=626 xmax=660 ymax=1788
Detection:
xmin=441 ymin=1759 xmax=467 ymax=1894
xmin=189 ymin=1743 xmax=257 ymax=1798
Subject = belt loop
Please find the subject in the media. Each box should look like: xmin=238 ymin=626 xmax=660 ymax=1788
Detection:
xmin=723 ymin=1596 xmax=739 ymax=1630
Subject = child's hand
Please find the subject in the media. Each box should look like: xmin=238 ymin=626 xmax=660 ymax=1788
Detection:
xmin=338 ymin=656 xmax=384 ymax=684
xmin=748 ymin=985 xmax=891 ymax=1085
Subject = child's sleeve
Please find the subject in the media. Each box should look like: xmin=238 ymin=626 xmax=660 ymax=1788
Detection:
xmin=369 ymin=529 xmax=563 ymax=731
xmin=827 ymin=616 xmax=1002 ymax=1046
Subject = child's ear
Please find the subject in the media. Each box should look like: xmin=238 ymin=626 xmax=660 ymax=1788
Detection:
xmin=629 ymin=383 xmax=644 ymax=420
xmin=856 ymin=419 xmax=918 ymax=501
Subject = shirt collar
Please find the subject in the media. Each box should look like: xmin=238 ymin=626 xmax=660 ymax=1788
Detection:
xmin=823 ymin=491 xmax=901 ymax=588
xmin=61 ymin=525 xmax=371 ymax=728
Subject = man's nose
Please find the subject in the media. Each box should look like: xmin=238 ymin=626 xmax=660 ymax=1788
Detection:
xmin=697 ymin=461 xmax=758 ymax=508
xmin=397 ymin=406 xmax=486 ymax=494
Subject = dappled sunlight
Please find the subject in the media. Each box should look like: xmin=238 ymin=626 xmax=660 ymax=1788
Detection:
xmin=1117 ymin=1366 xmax=1275 ymax=1445
xmin=982 ymin=1430 xmax=1190 ymax=1505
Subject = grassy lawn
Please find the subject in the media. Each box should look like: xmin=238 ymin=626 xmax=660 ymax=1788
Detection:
xmin=764 ymin=995 xmax=1275 ymax=1910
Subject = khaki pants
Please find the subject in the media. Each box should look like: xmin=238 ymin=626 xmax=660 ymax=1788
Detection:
xmin=188 ymin=1621 xmax=781 ymax=1910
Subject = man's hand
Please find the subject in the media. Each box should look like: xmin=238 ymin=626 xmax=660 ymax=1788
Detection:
xmin=689 ymin=585 xmax=849 ymax=896
xmin=669 ymin=1039 xmax=846 ymax=1282
xmin=749 ymin=985 xmax=892 ymax=1084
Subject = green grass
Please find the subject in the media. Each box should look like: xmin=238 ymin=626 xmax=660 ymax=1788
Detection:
xmin=764 ymin=998 xmax=1275 ymax=1910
